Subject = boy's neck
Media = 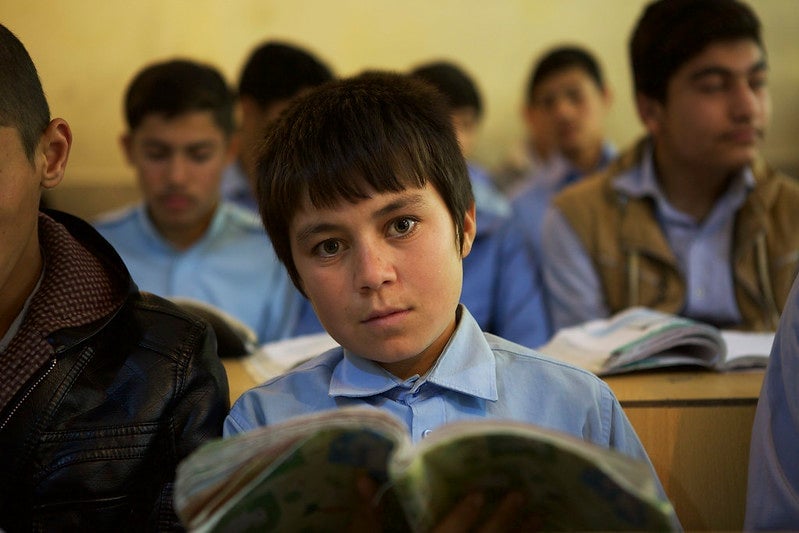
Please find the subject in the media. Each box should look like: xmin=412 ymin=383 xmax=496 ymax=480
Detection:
xmin=652 ymin=146 xmax=743 ymax=222
xmin=564 ymin=141 xmax=604 ymax=175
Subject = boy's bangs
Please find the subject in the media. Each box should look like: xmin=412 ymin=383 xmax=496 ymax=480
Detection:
xmin=303 ymin=142 xmax=429 ymax=210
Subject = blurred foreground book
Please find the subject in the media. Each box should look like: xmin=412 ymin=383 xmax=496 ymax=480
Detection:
xmin=175 ymin=406 xmax=679 ymax=532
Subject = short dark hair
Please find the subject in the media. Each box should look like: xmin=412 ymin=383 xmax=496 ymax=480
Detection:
xmin=237 ymin=41 xmax=334 ymax=109
xmin=124 ymin=59 xmax=234 ymax=135
xmin=410 ymin=60 xmax=483 ymax=118
xmin=256 ymin=71 xmax=473 ymax=293
xmin=630 ymin=0 xmax=763 ymax=102
xmin=525 ymin=45 xmax=605 ymax=105
xmin=0 ymin=24 xmax=50 ymax=162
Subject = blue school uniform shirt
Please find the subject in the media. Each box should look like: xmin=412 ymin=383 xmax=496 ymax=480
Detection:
xmin=220 ymin=159 xmax=258 ymax=213
xmin=94 ymin=201 xmax=301 ymax=343
xmin=511 ymin=142 xmax=615 ymax=261
xmin=225 ymin=305 xmax=649 ymax=464
xmin=745 ymin=277 xmax=799 ymax=530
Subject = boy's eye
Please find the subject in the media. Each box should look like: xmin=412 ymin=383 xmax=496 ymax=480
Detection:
xmin=695 ymin=74 xmax=727 ymax=93
xmin=187 ymin=147 xmax=216 ymax=163
xmin=144 ymin=149 xmax=170 ymax=161
xmin=388 ymin=217 xmax=417 ymax=237
xmin=315 ymin=239 xmax=341 ymax=258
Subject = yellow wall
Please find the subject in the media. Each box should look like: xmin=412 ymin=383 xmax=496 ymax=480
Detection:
xmin=4 ymin=0 xmax=799 ymax=188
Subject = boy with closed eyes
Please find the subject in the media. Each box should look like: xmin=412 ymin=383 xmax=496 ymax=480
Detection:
xmin=94 ymin=59 xmax=301 ymax=344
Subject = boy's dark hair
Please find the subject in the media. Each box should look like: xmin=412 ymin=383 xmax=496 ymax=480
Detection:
xmin=256 ymin=71 xmax=473 ymax=293
xmin=410 ymin=60 xmax=482 ymax=118
xmin=238 ymin=41 xmax=334 ymax=109
xmin=0 ymin=24 xmax=50 ymax=162
xmin=525 ymin=45 xmax=605 ymax=104
xmin=124 ymin=59 xmax=234 ymax=135
xmin=630 ymin=0 xmax=763 ymax=102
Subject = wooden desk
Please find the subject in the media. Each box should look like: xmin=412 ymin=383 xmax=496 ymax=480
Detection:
xmin=604 ymin=369 xmax=764 ymax=531
xmin=223 ymin=359 xmax=764 ymax=531
xmin=223 ymin=358 xmax=258 ymax=404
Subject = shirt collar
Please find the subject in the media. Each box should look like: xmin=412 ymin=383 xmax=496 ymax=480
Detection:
xmin=136 ymin=202 xmax=228 ymax=252
xmin=613 ymin=141 xmax=755 ymax=211
xmin=328 ymin=305 xmax=498 ymax=401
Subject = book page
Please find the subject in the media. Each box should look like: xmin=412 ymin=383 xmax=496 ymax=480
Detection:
xmin=719 ymin=330 xmax=774 ymax=370
xmin=389 ymin=419 xmax=678 ymax=531
xmin=175 ymin=408 xmax=408 ymax=532
xmin=243 ymin=332 xmax=339 ymax=383
xmin=537 ymin=307 xmax=724 ymax=375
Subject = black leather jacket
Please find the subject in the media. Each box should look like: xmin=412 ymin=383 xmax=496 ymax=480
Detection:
xmin=0 ymin=211 xmax=230 ymax=532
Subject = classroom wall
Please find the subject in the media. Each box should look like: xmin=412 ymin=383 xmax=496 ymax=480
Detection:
xmin=4 ymin=0 xmax=799 ymax=192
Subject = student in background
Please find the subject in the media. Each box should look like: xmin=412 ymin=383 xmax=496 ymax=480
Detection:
xmin=541 ymin=0 xmax=799 ymax=331
xmin=509 ymin=45 xmax=615 ymax=260
xmin=221 ymin=41 xmax=335 ymax=337
xmin=411 ymin=60 xmax=551 ymax=347
xmin=222 ymin=40 xmax=334 ymax=212
xmin=225 ymin=71 xmax=666 ymax=528
xmin=94 ymin=59 xmax=301 ymax=343
xmin=0 ymin=24 xmax=228 ymax=530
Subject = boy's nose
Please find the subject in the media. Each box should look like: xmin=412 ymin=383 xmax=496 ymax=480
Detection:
xmin=354 ymin=244 xmax=396 ymax=292
xmin=167 ymin=156 xmax=190 ymax=184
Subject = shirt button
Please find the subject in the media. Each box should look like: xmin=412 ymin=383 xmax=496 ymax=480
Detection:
xmin=695 ymin=288 xmax=705 ymax=299
xmin=422 ymin=429 xmax=432 ymax=438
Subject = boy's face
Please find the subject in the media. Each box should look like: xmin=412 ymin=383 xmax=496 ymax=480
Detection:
xmin=639 ymin=39 xmax=769 ymax=176
xmin=289 ymin=182 xmax=476 ymax=379
xmin=526 ymin=66 xmax=610 ymax=162
xmin=123 ymin=110 xmax=234 ymax=249
xmin=0 ymin=126 xmax=44 ymax=308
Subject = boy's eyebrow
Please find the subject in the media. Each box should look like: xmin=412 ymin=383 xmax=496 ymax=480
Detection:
xmin=689 ymin=58 xmax=768 ymax=81
xmin=294 ymin=191 xmax=427 ymax=245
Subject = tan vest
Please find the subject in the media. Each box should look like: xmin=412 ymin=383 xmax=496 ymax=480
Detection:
xmin=553 ymin=138 xmax=799 ymax=331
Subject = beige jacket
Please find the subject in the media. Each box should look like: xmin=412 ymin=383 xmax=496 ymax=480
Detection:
xmin=553 ymin=138 xmax=799 ymax=331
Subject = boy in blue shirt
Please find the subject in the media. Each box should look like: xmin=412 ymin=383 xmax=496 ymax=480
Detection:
xmin=94 ymin=59 xmax=301 ymax=344
xmin=225 ymin=71 xmax=665 ymax=528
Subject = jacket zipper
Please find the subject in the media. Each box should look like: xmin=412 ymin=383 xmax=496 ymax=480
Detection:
xmin=0 ymin=357 xmax=57 ymax=431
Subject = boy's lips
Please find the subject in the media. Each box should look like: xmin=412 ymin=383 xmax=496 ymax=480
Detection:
xmin=361 ymin=307 xmax=410 ymax=324
xmin=723 ymin=127 xmax=761 ymax=144
xmin=159 ymin=193 xmax=194 ymax=211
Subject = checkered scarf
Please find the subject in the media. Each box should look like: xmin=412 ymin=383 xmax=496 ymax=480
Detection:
xmin=0 ymin=213 xmax=125 ymax=413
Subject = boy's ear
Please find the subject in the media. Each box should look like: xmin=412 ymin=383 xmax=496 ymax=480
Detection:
xmin=460 ymin=202 xmax=477 ymax=259
xmin=601 ymin=85 xmax=614 ymax=109
xmin=225 ymin=131 xmax=240 ymax=165
xmin=120 ymin=131 xmax=134 ymax=165
xmin=39 ymin=118 xmax=72 ymax=190
xmin=635 ymin=92 xmax=664 ymax=137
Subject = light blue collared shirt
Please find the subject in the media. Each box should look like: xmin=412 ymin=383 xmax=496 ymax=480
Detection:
xmin=226 ymin=306 xmax=650 ymax=465
xmin=542 ymin=142 xmax=753 ymax=331
xmin=464 ymin=162 xmax=551 ymax=347
xmin=511 ymin=142 xmax=616 ymax=262
xmin=220 ymin=160 xmax=258 ymax=213
xmin=745 ymin=276 xmax=799 ymax=530
xmin=93 ymin=201 xmax=302 ymax=343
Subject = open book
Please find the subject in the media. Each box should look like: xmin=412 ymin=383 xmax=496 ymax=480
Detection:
xmin=174 ymin=407 xmax=678 ymax=532
xmin=169 ymin=297 xmax=259 ymax=359
xmin=537 ymin=307 xmax=774 ymax=376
